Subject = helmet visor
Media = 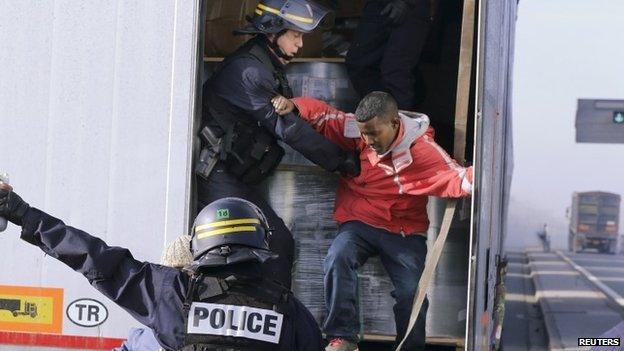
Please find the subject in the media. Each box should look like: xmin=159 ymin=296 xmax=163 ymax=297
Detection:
xmin=259 ymin=0 xmax=335 ymax=33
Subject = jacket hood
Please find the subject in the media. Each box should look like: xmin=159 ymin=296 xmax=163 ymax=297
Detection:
xmin=367 ymin=111 xmax=430 ymax=173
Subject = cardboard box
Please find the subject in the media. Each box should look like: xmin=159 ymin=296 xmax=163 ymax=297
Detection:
xmin=205 ymin=18 xmax=251 ymax=57
xmin=206 ymin=0 xmax=258 ymax=21
xmin=204 ymin=0 xmax=326 ymax=57
xmin=205 ymin=0 xmax=259 ymax=57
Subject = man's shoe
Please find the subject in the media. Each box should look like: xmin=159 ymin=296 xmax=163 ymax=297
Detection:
xmin=325 ymin=337 xmax=359 ymax=351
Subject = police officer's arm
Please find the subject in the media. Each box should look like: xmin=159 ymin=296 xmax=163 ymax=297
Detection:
xmin=0 ymin=192 xmax=187 ymax=350
xmin=21 ymin=208 xmax=187 ymax=348
xmin=215 ymin=59 xmax=344 ymax=172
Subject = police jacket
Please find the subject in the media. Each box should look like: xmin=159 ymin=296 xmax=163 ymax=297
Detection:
xmin=18 ymin=208 xmax=324 ymax=351
xmin=202 ymin=36 xmax=344 ymax=173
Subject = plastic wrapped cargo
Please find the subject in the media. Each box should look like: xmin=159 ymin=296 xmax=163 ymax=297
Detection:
xmin=286 ymin=62 xmax=360 ymax=112
xmin=259 ymin=61 xmax=471 ymax=340
xmin=262 ymin=150 xmax=469 ymax=339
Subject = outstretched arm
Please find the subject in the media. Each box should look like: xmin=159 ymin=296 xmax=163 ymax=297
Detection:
xmin=0 ymin=189 xmax=187 ymax=350
xmin=402 ymin=133 xmax=473 ymax=198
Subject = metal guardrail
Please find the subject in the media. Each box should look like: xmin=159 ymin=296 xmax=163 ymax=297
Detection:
xmin=556 ymin=251 xmax=624 ymax=313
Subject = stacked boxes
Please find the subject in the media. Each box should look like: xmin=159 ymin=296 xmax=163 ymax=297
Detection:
xmin=204 ymin=0 xmax=258 ymax=57
xmin=263 ymin=155 xmax=398 ymax=336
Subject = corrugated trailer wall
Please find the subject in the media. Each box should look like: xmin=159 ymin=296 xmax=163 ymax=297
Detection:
xmin=467 ymin=0 xmax=516 ymax=349
xmin=0 ymin=1 xmax=200 ymax=349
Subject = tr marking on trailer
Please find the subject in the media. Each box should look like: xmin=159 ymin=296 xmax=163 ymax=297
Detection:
xmin=66 ymin=298 xmax=109 ymax=327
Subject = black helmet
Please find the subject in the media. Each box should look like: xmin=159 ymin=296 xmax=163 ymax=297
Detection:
xmin=235 ymin=0 xmax=335 ymax=35
xmin=189 ymin=197 xmax=275 ymax=269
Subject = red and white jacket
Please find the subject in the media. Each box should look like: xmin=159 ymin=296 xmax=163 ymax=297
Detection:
xmin=292 ymin=97 xmax=473 ymax=236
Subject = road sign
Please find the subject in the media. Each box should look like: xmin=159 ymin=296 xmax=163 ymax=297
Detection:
xmin=576 ymin=99 xmax=624 ymax=143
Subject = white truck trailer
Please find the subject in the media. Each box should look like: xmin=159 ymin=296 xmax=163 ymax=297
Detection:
xmin=0 ymin=0 xmax=515 ymax=350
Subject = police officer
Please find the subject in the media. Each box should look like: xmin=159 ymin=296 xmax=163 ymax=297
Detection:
xmin=117 ymin=235 xmax=194 ymax=351
xmin=345 ymin=0 xmax=431 ymax=110
xmin=0 ymin=187 xmax=324 ymax=351
xmin=197 ymin=0 xmax=360 ymax=289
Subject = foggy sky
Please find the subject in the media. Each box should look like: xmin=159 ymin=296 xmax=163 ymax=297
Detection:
xmin=507 ymin=0 xmax=624 ymax=249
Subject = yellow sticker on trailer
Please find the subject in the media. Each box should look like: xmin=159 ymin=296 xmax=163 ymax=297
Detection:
xmin=0 ymin=285 xmax=63 ymax=334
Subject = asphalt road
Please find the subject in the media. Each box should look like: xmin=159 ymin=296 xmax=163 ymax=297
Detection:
xmin=564 ymin=251 xmax=624 ymax=300
xmin=500 ymin=248 xmax=624 ymax=351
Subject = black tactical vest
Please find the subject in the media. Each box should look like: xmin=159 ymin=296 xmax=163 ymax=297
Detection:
xmin=201 ymin=37 xmax=291 ymax=185
xmin=179 ymin=274 xmax=292 ymax=351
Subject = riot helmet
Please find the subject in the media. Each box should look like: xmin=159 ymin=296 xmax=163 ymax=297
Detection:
xmin=189 ymin=197 xmax=275 ymax=270
xmin=234 ymin=0 xmax=335 ymax=61
xmin=235 ymin=0 xmax=335 ymax=35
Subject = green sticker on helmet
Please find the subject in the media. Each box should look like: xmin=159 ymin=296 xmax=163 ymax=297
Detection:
xmin=216 ymin=208 xmax=230 ymax=220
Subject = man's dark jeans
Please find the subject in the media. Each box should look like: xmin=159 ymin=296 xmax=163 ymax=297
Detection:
xmin=323 ymin=220 xmax=428 ymax=350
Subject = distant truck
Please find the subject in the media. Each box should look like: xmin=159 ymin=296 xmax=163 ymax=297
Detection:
xmin=568 ymin=191 xmax=621 ymax=254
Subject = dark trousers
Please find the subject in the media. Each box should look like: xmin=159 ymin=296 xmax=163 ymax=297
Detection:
xmin=196 ymin=166 xmax=294 ymax=288
xmin=323 ymin=221 xmax=428 ymax=350
xmin=346 ymin=0 xmax=430 ymax=110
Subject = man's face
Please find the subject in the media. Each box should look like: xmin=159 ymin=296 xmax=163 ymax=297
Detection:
xmin=357 ymin=115 xmax=400 ymax=155
xmin=276 ymin=30 xmax=304 ymax=58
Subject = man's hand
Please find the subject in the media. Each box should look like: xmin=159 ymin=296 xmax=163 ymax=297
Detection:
xmin=337 ymin=150 xmax=361 ymax=178
xmin=381 ymin=0 xmax=409 ymax=26
xmin=271 ymin=95 xmax=296 ymax=116
xmin=0 ymin=187 xmax=30 ymax=226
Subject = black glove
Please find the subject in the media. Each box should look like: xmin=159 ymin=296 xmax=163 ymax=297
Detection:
xmin=381 ymin=0 xmax=409 ymax=26
xmin=0 ymin=188 xmax=30 ymax=226
xmin=337 ymin=150 xmax=361 ymax=178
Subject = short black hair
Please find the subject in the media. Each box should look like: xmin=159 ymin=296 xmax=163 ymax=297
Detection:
xmin=355 ymin=91 xmax=398 ymax=122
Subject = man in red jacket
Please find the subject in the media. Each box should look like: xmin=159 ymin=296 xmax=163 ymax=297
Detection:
xmin=272 ymin=91 xmax=472 ymax=351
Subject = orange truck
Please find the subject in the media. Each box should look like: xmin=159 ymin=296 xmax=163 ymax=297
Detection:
xmin=568 ymin=191 xmax=621 ymax=254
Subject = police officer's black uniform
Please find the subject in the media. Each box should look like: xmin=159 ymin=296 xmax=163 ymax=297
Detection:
xmin=346 ymin=0 xmax=431 ymax=110
xmin=0 ymin=189 xmax=324 ymax=351
xmin=197 ymin=0 xmax=359 ymax=289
